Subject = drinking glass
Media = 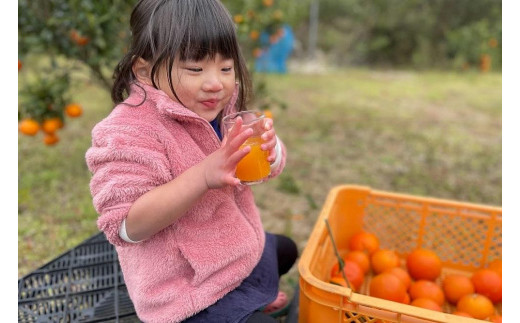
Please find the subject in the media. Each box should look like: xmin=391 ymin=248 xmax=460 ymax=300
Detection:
xmin=222 ymin=110 xmax=271 ymax=185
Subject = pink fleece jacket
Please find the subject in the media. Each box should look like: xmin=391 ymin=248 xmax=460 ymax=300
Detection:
xmin=85 ymin=82 xmax=286 ymax=323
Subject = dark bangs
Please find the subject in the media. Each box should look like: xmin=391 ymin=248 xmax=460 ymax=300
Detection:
xmin=179 ymin=1 xmax=238 ymax=62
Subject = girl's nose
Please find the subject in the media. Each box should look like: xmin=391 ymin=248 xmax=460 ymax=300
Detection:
xmin=202 ymin=74 xmax=224 ymax=92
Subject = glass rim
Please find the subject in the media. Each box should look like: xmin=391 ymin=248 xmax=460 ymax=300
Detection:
xmin=222 ymin=110 xmax=265 ymax=126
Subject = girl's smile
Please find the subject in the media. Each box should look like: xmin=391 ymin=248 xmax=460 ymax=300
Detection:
xmin=200 ymin=98 xmax=221 ymax=109
xmin=150 ymin=53 xmax=236 ymax=121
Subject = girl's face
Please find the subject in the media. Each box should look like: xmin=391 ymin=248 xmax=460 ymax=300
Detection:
xmin=156 ymin=53 xmax=236 ymax=122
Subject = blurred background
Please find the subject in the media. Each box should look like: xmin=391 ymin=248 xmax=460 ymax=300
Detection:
xmin=18 ymin=0 xmax=501 ymax=299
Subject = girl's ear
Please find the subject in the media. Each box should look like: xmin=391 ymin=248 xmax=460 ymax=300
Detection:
xmin=132 ymin=57 xmax=153 ymax=86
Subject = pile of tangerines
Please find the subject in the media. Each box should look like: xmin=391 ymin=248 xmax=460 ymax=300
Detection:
xmin=18 ymin=103 xmax=83 ymax=146
xmin=329 ymin=230 xmax=502 ymax=322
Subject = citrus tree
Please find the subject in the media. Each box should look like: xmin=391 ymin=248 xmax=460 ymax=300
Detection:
xmin=18 ymin=0 xmax=134 ymax=145
xmin=19 ymin=0 xmax=302 ymax=146
xmin=231 ymin=0 xmax=286 ymax=60
xmin=445 ymin=19 xmax=501 ymax=72
xmin=225 ymin=0 xmax=308 ymax=115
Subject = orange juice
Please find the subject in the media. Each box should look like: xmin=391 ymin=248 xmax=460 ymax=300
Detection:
xmin=236 ymin=137 xmax=270 ymax=183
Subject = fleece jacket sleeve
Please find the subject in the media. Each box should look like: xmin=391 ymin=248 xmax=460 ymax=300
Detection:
xmin=85 ymin=118 xmax=172 ymax=247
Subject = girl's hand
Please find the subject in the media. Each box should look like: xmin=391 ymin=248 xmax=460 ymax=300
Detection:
xmin=203 ymin=117 xmax=253 ymax=189
xmin=261 ymin=117 xmax=277 ymax=163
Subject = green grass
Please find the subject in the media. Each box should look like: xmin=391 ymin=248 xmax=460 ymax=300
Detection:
xmin=253 ymin=69 xmax=501 ymax=295
xmin=18 ymin=66 xmax=501 ymax=282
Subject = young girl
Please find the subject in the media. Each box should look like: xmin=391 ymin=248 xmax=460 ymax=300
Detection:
xmin=85 ymin=0 xmax=297 ymax=322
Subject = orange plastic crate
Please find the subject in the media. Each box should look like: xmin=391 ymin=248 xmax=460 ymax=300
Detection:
xmin=298 ymin=185 xmax=501 ymax=323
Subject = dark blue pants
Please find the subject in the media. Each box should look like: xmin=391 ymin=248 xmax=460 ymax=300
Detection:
xmin=183 ymin=233 xmax=298 ymax=323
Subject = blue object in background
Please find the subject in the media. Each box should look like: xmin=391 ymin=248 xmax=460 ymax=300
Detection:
xmin=255 ymin=24 xmax=294 ymax=74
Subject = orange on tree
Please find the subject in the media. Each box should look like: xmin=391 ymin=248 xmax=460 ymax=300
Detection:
xmin=456 ymin=293 xmax=495 ymax=320
xmin=406 ymin=248 xmax=442 ymax=281
xmin=42 ymin=118 xmax=63 ymax=134
xmin=480 ymin=54 xmax=492 ymax=72
xmin=249 ymin=30 xmax=260 ymax=40
xmin=19 ymin=118 xmax=40 ymax=136
xmin=371 ymin=249 xmax=400 ymax=274
xmin=330 ymin=259 xmax=364 ymax=291
xmin=409 ymin=280 xmax=445 ymax=306
xmin=369 ymin=272 xmax=407 ymax=303
xmin=75 ymin=36 xmax=90 ymax=46
xmin=344 ymin=250 xmax=370 ymax=274
xmin=410 ymin=298 xmax=442 ymax=312
xmin=262 ymin=0 xmax=273 ymax=7
xmin=65 ymin=103 xmax=83 ymax=117
xmin=383 ymin=267 xmax=411 ymax=290
xmin=69 ymin=29 xmax=90 ymax=46
xmin=233 ymin=14 xmax=243 ymax=24
xmin=253 ymin=48 xmax=263 ymax=58
xmin=43 ymin=133 xmax=59 ymax=146
xmin=442 ymin=274 xmax=475 ymax=305
xmin=471 ymin=268 xmax=502 ymax=303
xmin=348 ymin=231 xmax=380 ymax=255
xmin=69 ymin=29 xmax=79 ymax=41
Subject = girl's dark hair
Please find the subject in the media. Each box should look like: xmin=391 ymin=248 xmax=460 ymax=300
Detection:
xmin=112 ymin=0 xmax=252 ymax=111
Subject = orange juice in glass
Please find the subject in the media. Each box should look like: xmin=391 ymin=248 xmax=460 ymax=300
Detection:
xmin=223 ymin=110 xmax=271 ymax=185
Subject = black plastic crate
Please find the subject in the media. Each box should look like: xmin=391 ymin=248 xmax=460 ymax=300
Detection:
xmin=18 ymin=232 xmax=139 ymax=322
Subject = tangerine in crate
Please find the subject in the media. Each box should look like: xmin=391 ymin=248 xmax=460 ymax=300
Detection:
xmin=406 ymin=248 xmax=442 ymax=281
xmin=344 ymin=250 xmax=370 ymax=274
xmin=369 ymin=272 xmax=407 ymax=303
xmin=330 ymin=260 xmax=364 ymax=291
xmin=370 ymin=249 xmax=400 ymax=274
xmin=348 ymin=230 xmax=379 ymax=255
xmin=410 ymin=298 xmax=443 ymax=312
xmin=409 ymin=280 xmax=445 ymax=306
xmin=471 ymin=268 xmax=502 ymax=304
xmin=456 ymin=293 xmax=495 ymax=320
xmin=452 ymin=311 xmax=473 ymax=318
xmin=442 ymin=274 xmax=475 ymax=305
xmin=298 ymin=185 xmax=501 ymax=323
xmin=383 ymin=267 xmax=411 ymax=290
xmin=329 ymin=276 xmax=348 ymax=288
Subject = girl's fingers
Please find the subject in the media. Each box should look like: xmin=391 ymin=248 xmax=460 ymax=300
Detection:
xmin=224 ymin=174 xmax=241 ymax=186
xmin=229 ymin=127 xmax=253 ymax=151
xmin=261 ymin=124 xmax=275 ymax=141
xmin=228 ymin=144 xmax=251 ymax=165
xmin=267 ymin=148 xmax=277 ymax=162
xmin=261 ymin=130 xmax=276 ymax=151
xmin=261 ymin=136 xmax=276 ymax=148
xmin=263 ymin=118 xmax=273 ymax=131
xmin=225 ymin=117 xmax=254 ymax=149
